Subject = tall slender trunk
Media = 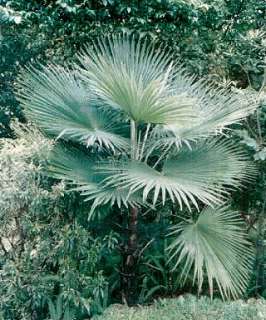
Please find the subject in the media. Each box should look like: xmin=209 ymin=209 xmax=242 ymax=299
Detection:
xmin=122 ymin=120 xmax=139 ymax=304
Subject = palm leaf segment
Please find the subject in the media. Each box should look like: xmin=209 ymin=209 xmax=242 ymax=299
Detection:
xmin=47 ymin=146 xmax=144 ymax=219
xmin=100 ymin=140 xmax=255 ymax=211
xmin=77 ymin=35 xmax=196 ymax=125
xmin=151 ymin=74 xmax=256 ymax=150
xmin=16 ymin=65 xmax=129 ymax=152
xmin=15 ymin=34 xmax=256 ymax=213
xmin=167 ymin=206 xmax=254 ymax=299
xmin=77 ymin=34 xmax=255 ymax=142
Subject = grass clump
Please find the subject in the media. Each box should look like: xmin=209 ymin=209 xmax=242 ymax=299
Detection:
xmin=93 ymin=295 xmax=266 ymax=320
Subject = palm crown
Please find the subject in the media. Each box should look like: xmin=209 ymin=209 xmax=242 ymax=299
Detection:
xmin=16 ymin=34 xmax=256 ymax=299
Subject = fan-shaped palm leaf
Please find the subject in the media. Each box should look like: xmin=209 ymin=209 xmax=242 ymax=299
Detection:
xmin=167 ymin=206 xmax=254 ymax=299
xmin=16 ymin=65 xmax=129 ymax=151
xmin=77 ymin=34 xmax=196 ymax=125
xmin=47 ymin=146 xmax=143 ymax=218
xmin=149 ymin=82 xmax=256 ymax=151
xmin=98 ymin=140 xmax=255 ymax=210
xmin=77 ymin=34 xmax=255 ymax=131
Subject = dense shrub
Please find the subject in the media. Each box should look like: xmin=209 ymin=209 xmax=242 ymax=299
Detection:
xmin=0 ymin=124 xmax=117 ymax=319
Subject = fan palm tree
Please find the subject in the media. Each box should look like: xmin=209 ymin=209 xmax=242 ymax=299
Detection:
xmin=16 ymin=33 xmax=256 ymax=302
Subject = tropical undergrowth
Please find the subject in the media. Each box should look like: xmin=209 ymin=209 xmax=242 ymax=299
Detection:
xmin=0 ymin=124 xmax=116 ymax=319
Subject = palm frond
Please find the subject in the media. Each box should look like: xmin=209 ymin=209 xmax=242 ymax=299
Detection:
xmin=47 ymin=145 xmax=143 ymax=218
xmin=77 ymin=34 xmax=256 ymax=131
xmin=98 ymin=140 xmax=255 ymax=210
xmin=153 ymin=78 xmax=257 ymax=147
xmin=76 ymin=34 xmax=196 ymax=125
xmin=167 ymin=206 xmax=254 ymax=299
xmin=16 ymin=64 xmax=129 ymax=152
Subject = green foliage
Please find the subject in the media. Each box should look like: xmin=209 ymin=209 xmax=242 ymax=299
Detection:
xmin=0 ymin=0 xmax=265 ymax=137
xmin=168 ymin=207 xmax=253 ymax=299
xmin=0 ymin=125 xmax=116 ymax=319
xmin=231 ymin=83 xmax=266 ymax=296
xmin=16 ymin=33 xmax=258 ymax=302
xmin=138 ymin=245 xmax=182 ymax=303
xmin=16 ymin=35 xmax=257 ymax=214
xmin=47 ymin=295 xmax=75 ymax=320
xmin=93 ymin=294 xmax=266 ymax=320
xmin=0 ymin=0 xmax=265 ymax=314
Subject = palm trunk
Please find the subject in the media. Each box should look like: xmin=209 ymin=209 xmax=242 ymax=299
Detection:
xmin=122 ymin=205 xmax=139 ymax=304
xmin=122 ymin=120 xmax=139 ymax=304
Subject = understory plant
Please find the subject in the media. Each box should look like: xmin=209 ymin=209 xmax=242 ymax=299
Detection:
xmin=233 ymin=81 xmax=266 ymax=297
xmin=0 ymin=124 xmax=114 ymax=319
xmin=16 ymin=33 xmax=258 ymax=303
